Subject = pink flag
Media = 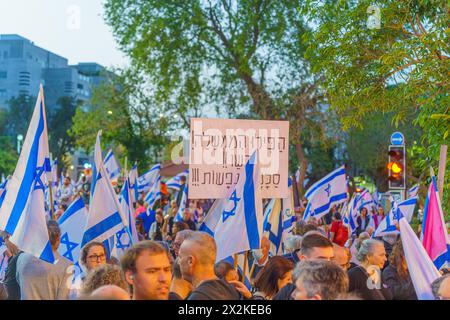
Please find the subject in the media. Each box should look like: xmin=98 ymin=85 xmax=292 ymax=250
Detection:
xmin=421 ymin=175 xmax=450 ymax=270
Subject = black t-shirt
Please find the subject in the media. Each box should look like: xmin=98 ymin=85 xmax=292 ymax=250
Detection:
xmin=187 ymin=279 xmax=241 ymax=300
xmin=4 ymin=252 xmax=23 ymax=300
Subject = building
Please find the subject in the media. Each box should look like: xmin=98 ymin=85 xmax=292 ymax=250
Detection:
xmin=0 ymin=34 xmax=108 ymax=110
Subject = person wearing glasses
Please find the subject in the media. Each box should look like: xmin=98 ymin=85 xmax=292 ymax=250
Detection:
xmin=69 ymin=241 xmax=107 ymax=299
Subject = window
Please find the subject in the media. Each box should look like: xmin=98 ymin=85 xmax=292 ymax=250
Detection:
xmin=0 ymin=71 xmax=6 ymax=79
xmin=77 ymin=83 xmax=83 ymax=90
xmin=0 ymin=89 xmax=6 ymax=97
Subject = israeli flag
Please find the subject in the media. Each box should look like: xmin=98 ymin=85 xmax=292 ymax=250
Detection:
xmin=0 ymin=178 xmax=8 ymax=208
xmin=113 ymin=177 xmax=139 ymax=258
xmin=281 ymin=177 xmax=296 ymax=253
xmin=303 ymin=166 xmax=347 ymax=221
xmin=166 ymin=169 xmax=189 ymax=191
xmin=137 ymin=164 xmax=161 ymax=193
xmin=104 ymin=149 xmax=121 ymax=182
xmin=343 ymin=194 xmax=359 ymax=234
xmin=58 ymin=197 xmax=88 ymax=265
xmin=373 ymin=197 xmax=417 ymax=238
xmin=304 ymin=166 xmax=346 ymax=201
xmin=81 ymin=131 xmax=128 ymax=250
xmin=174 ymin=184 xmax=188 ymax=222
xmin=398 ymin=207 xmax=441 ymax=300
xmin=145 ymin=172 xmax=162 ymax=209
xmin=128 ymin=163 xmax=139 ymax=203
xmin=213 ymin=152 xmax=263 ymax=262
xmin=262 ymin=198 xmax=283 ymax=255
xmin=0 ymin=85 xmax=56 ymax=263
xmin=199 ymin=198 xmax=226 ymax=236
xmin=408 ymin=184 xmax=420 ymax=199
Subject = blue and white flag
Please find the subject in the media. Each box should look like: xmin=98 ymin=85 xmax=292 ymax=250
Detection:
xmin=304 ymin=166 xmax=346 ymax=201
xmin=174 ymin=184 xmax=188 ymax=222
xmin=128 ymin=163 xmax=139 ymax=203
xmin=58 ymin=197 xmax=88 ymax=264
xmin=81 ymin=131 xmax=128 ymax=250
xmin=373 ymin=197 xmax=417 ymax=238
xmin=199 ymin=198 xmax=226 ymax=236
xmin=281 ymin=177 xmax=296 ymax=253
xmin=303 ymin=166 xmax=347 ymax=221
xmin=0 ymin=178 xmax=8 ymax=209
xmin=213 ymin=152 xmax=263 ymax=262
xmin=145 ymin=173 xmax=162 ymax=209
xmin=0 ymin=85 xmax=55 ymax=263
xmin=408 ymin=184 xmax=419 ymax=199
xmin=113 ymin=177 xmax=138 ymax=259
xmin=343 ymin=194 xmax=359 ymax=235
xmin=166 ymin=169 xmax=189 ymax=191
xmin=137 ymin=164 xmax=161 ymax=193
xmin=104 ymin=149 xmax=121 ymax=182
xmin=222 ymin=253 xmax=253 ymax=290
xmin=398 ymin=207 xmax=441 ymax=300
xmin=262 ymin=198 xmax=283 ymax=256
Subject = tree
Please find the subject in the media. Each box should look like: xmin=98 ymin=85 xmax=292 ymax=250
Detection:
xmin=47 ymin=96 xmax=79 ymax=171
xmin=69 ymin=68 xmax=172 ymax=172
xmin=104 ymin=0 xmax=335 ymax=195
xmin=303 ymin=0 xmax=449 ymax=210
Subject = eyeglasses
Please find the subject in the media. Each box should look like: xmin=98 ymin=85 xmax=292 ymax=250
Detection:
xmin=87 ymin=253 xmax=106 ymax=262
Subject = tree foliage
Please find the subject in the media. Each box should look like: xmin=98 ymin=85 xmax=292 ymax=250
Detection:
xmin=303 ymin=0 xmax=449 ymax=210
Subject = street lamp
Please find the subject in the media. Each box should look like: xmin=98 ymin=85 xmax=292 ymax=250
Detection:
xmin=17 ymin=134 xmax=23 ymax=154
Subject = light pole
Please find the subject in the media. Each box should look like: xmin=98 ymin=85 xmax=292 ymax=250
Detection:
xmin=17 ymin=134 xmax=23 ymax=154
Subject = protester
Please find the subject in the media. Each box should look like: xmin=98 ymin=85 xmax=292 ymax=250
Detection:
xmin=171 ymin=229 xmax=194 ymax=258
xmin=178 ymin=232 xmax=240 ymax=300
xmin=250 ymin=236 xmax=271 ymax=279
xmin=59 ymin=176 xmax=74 ymax=207
xmin=181 ymin=208 xmax=197 ymax=231
xmin=214 ymin=261 xmax=239 ymax=282
xmin=176 ymin=176 xmax=187 ymax=207
xmin=291 ymin=260 xmax=349 ymax=300
xmin=88 ymin=285 xmax=131 ymax=300
xmin=16 ymin=220 xmax=73 ymax=300
xmin=274 ymin=234 xmax=334 ymax=300
xmin=330 ymin=212 xmax=348 ymax=246
xmin=283 ymin=235 xmax=302 ymax=254
xmin=253 ymin=256 xmax=294 ymax=300
xmin=169 ymin=258 xmax=192 ymax=300
xmin=431 ymin=274 xmax=450 ymax=300
xmin=0 ymin=232 xmax=22 ymax=300
xmin=382 ymin=240 xmax=417 ymax=300
xmin=81 ymin=264 xmax=128 ymax=296
xmin=149 ymin=209 xmax=164 ymax=241
xmin=348 ymin=239 xmax=393 ymax=300
xmin=121 ymin=241 xmax=172 ymax=300
xmin=80 ymin=241 xmax=107 ymax=273
xmin=332 ymin=244 xmax=352 ymax=271
xmin=356 ymin=207 xmax=371 ymax=236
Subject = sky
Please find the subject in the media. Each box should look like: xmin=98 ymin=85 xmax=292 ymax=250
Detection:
xmin=0 ymin=0 xmax=129 ymax=68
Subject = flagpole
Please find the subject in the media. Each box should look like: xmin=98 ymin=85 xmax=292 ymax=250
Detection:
xmin=233 ymin=253 xmax=238 ymax=269
xmin=49 ymin=152 xmax=55 ymax=220
xmin=242 ymin=251 xmax=248 ymax=282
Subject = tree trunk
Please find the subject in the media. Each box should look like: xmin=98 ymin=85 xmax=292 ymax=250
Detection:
xmin=296 ymin=142 xmax=308 ymax=197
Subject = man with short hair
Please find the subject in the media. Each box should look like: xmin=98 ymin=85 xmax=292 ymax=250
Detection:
xmin=172 ymin=229 xmax=194 ymax=258
xmin=332 ymin=244 xmax=351 ymax=271
xmin=291 ymin=260 xmax=349 ymax=300
xmin=182 ymin=209 xmax=196 ymax=231
xmin=431 ymin=274 xmax=450 ymax=300
xmin=16 ymin=220 xmax=73 ymax=300
xmin=59 ymin=176 xmax=74 ymax=206
xmin=274 ymin=233 xmax=334 ymax=300
xmin=121 ymin=240 xmax=172 ymax=300
xmin=178 ymin=232 xmax=240 ymax=300
xmin=149 ymin=209 xmax=164 ymax=241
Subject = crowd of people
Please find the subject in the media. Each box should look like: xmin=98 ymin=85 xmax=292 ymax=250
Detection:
xmin=0 ymin=173 xmax=449 ymax=301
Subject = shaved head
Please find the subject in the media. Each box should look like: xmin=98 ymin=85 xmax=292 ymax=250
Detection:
xmin=182 ymin=232 xmax=216 ymax=265
xmin=89 ymin=285 xmax=130 ymax=300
